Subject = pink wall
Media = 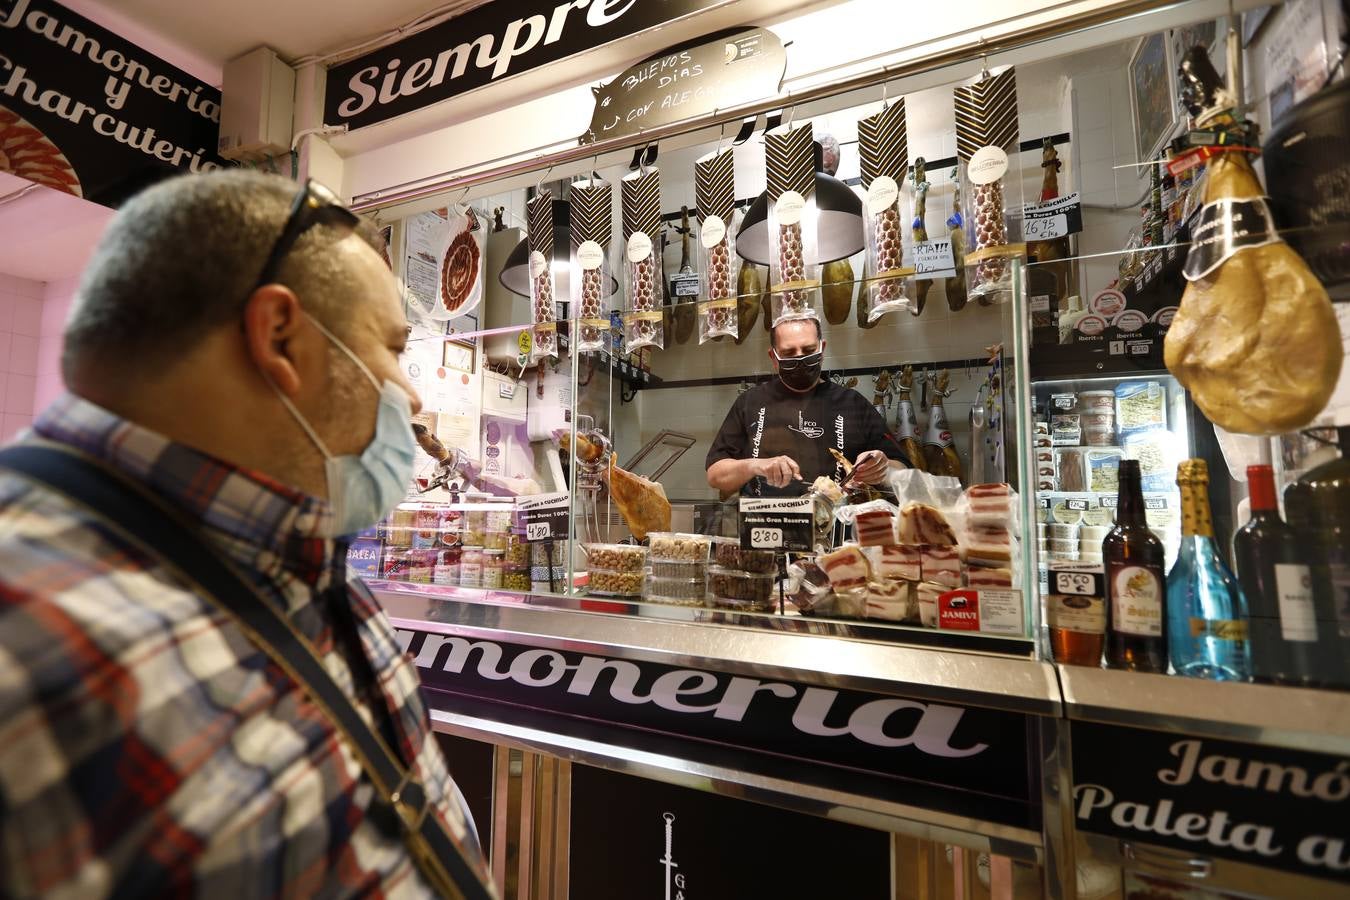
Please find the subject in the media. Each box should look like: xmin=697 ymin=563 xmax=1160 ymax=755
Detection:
xmin=0 ymin=274 xmax=78 ymax=444
xmin=35 ymin=276 xmax=78 ymax=414
xmin=0 ymin=275 xmax=44 ymax=442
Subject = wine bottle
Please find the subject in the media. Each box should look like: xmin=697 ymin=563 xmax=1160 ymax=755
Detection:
xmin=1234 ymin=465 xmax=1323 ymax=685
xmin=1167 ymin=459 xmax=1252 ymax=681
xmin=1104 ymin=460 xmax=1168 ymax=672
xmin=1284 ymin=425 xmax=1350 ymax=687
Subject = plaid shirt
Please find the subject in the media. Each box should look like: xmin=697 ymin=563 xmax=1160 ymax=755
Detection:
xmin=0 ymin=395 xmax=492 ymax=898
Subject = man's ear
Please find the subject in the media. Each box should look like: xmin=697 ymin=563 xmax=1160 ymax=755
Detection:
xmin=242 ymin=284 xmax=308 ymax=396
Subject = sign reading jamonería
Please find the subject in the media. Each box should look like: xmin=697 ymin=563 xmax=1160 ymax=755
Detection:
xmin=0 ymin=0 xmax=226 ymax=206
xmin=396 ymin=628 xmax=1042 ymax=830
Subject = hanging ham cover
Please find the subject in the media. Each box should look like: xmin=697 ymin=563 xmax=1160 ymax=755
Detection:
xmin=526 ymin=191 xmax=558 ymax=362
xmin=954 ymin=67 xmax=1023 ymax=304
xmin=765 ymin=123 xmax=820 ymax=326
xmin=621 ymin=167 xmax=664 ymax=351
xmin=858 ymin=98 xmax=915 ymax=322
xmin=570 ymin=177 xmax=614 ymax=353
xmin=695 ymin=148 xmax=740 ymax=343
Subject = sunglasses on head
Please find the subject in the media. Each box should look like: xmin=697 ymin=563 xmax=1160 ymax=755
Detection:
xmin=772 ymin=348 xmax=823 ymax=372
xmin=252 ymin=179 xmax=360 ymax=293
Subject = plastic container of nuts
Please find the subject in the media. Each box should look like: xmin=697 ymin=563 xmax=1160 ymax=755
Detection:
xmin=711 ymin=536 xmax=777 ymax=574
xmin=643 ymin=573 xmax=707 ymax=607
xmin=650 ymin=560 xmax=708 ymax=579
xmin=646 ymin=532 xmax=712 ymax=563
xmin=707 ymin=566 xmax=777 ymax=612
xmin=587 ymin=567 xmax=644 ymax=597
xmin=584 ymin=543 xmax=647 ymax=573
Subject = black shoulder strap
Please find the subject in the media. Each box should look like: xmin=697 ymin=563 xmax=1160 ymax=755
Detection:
xmin=0 ymin=443 xmax=493 ymax=900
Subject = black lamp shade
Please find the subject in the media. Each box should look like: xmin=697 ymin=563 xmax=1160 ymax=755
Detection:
xmin=735 ymin=172 xmax=865 ymax=266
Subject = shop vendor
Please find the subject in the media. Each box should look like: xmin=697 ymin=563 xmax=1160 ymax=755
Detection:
xmin=706 ymin=319 xmax=911 ymax=497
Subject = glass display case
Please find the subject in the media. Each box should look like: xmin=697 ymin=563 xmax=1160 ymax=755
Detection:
xmin=340 ymin=1 xmax=1349 ymax=895
xmin=361 ymin=78 xmax=1041 ymax=651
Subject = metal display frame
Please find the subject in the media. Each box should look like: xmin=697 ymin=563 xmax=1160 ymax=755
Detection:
xmin=356 ymin=1 xmax=1345 ymax=895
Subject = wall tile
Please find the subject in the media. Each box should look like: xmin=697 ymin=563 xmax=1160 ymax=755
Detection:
xmin=8 ymin=335 xmax=37 ymax=375
xmin=12 ymin=298 xmax=42 ymax=337
xmin=0 ymin=295 xmax=14 ymax=334
xmin=5 ymin=374 xmax=35 ymax=416
xmin=33 ymin=371 xmax=64 ymax=414
xmin=1 ymin=413 xmax=32 ymax=444
xmin=0 ymin=332 xmax=10 ymax=372
xmin=37 ymin=335 xmax=63 ymax=376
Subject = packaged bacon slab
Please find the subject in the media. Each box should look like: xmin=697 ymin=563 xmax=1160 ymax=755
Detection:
xmin=695 ymin=148 xmax=740 ymax=344
xmin=820 ymin=544 xmax=871 ymax=591
xmin=526 ymin=191 xmax=558 ymax=362
xmin=621 ymin=167 xmax=664 ymax=351
xmin=954 ymin=67 xmax=1024 ymax=305
xmin=569 ymin=177 xmax=614 ymax=353
xmin=857 ymin=98 xmax=916 ymax=322
xmin=765 ymin=123 xmax=820 ymax=326
xmin=850 ymin=499 xmax=898 ymax=546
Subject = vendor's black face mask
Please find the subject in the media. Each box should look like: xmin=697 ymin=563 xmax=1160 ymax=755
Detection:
xmin=774 ymin=349 xmax=823 ymax=392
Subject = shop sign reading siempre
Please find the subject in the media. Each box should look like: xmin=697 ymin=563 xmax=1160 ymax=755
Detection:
xmin=396 ymin=630 xmax=1040 ymax=827
xmin=324 ymin=0 xmax=727 ymax=130
xmin=0 ymin=0 xmax=226 ymax=206
xmin=1072 ymin=721 xmax=1350 ymax=882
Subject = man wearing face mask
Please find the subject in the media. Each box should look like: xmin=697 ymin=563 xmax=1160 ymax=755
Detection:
xmin=0 ymin=173 xmax=494 ymax=898
xmin=706 ymin=318 xmax=910 ymax=497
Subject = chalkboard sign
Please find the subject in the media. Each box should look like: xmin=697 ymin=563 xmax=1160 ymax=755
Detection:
xmin=580 ymin=27 xmax=787 ymax=145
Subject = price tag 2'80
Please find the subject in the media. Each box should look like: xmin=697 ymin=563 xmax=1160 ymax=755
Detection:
xmin=739 ymin=497 xmax=814 ymax=552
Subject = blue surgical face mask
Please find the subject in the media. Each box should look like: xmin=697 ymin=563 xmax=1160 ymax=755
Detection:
xmin=270 ymin=315 xmax=417 ymax=538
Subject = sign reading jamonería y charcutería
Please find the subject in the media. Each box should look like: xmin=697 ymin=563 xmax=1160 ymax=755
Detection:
xmin=0 ymin=0 xmax=227 ymax=206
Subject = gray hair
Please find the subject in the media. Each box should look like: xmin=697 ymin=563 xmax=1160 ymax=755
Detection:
xmin=771 ymin=317 xmax=822 ymax=351
xmin=62 ymin=169 xmax=385 ymax=381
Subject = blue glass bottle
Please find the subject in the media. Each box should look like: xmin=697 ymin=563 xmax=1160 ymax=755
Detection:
xmin=1167 ymin=459 xmax=1252 ymax=680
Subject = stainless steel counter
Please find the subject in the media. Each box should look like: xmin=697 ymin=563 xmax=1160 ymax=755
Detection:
xmin=376 ymin=584 xmax=1061 ymax=715
xmin=1057 ymin=664 xmax=1350 ymax=756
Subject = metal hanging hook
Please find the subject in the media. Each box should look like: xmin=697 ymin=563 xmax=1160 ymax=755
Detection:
xmin=535 ymin=163 xmax=555 ymax=196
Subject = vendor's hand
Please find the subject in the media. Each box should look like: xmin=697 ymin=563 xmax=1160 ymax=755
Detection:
xmin=754 ymin=455 xmax=801 ymax=488
xmin=849 ymin=449 xmax=890 ymax=486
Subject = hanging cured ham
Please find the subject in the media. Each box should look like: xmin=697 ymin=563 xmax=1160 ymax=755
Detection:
xmin=606 ymin=454 xmax=671 ymax=541
xmin=1164 ymin=48 xmax=1341 ymax=434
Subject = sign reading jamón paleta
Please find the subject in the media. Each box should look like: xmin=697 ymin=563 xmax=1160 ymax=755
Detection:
xmin=0 ymin=0 xmax=227 ymax=207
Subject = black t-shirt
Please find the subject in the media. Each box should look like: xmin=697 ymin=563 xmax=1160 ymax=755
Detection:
xmin=706 ymin=378 xmax=911 ymax=496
